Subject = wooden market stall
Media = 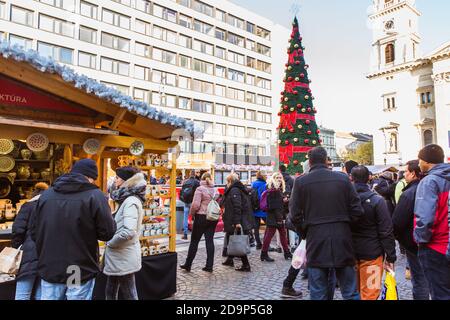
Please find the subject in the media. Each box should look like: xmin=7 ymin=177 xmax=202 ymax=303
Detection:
xmin=0 ymin=44 xmax=196 ymax=299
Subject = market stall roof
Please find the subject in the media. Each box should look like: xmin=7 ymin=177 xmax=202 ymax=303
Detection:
xmin=0 ymin=41 xmax=202 ymax=142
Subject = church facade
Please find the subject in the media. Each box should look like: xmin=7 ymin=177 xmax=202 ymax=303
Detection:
xmin=367 ymin=0 xmax=450 ymax=165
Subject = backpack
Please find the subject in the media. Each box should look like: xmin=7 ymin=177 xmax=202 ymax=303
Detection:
xmin=248 ymin=187 xmax=260 ymax=212
xmin=260 ymin=190 xmax=269 ymax=212
xmin=206 ymin=189 xmax=221 ymax=222
xmin=180 ymin=179 xmax=198 ymax=204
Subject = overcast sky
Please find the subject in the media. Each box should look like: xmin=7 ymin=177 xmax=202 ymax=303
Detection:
xmin=229 ymin=0 xmax=450 ymax=134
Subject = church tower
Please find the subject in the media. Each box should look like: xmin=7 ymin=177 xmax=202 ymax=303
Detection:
xmin=369 ymin=0 xmax=421 ymax=73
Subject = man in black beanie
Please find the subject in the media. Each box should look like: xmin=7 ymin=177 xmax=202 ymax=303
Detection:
xmin=32 ymin=158 xmax=116 ymax=300
xmin=414 ymin=144 xmax=450 ymax=300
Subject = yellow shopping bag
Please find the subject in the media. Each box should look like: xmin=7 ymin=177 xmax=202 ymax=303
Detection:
xmin=381 ymin=271 xmax=398 ymax=300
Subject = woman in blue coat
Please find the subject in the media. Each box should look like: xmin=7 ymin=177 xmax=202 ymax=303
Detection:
xmin=251 ymin=171 xmax=267 ymax=250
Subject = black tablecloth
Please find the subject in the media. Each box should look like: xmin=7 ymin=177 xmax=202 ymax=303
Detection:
xmin=0 ymin=252 xmax=177 ymax=300
xmin=93 ymin=252 xmax=177 ymax=300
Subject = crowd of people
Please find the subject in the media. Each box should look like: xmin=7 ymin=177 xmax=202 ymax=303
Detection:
xmin=180 ymin=144 xmax=449 ymax=300
xmin=8 ymin=143 xmax=449 ymax=300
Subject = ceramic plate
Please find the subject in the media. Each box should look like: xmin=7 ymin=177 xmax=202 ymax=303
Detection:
xmin=0 ymin=156 xmax=15 ymax=172
xmin=83 ymin=138 xmax=101 ymax=155
xmin=26 ymin=133 xmax=49 ymax=152
xmin=130 ymin=141 xmax=145 ymax=156
xmin=0 ymin=139 xmax=14 ymax=155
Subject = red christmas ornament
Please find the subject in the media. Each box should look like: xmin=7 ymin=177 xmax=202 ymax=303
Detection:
xmin=316 ymin=129 xmax=321 ymax=134
xmin=307 ymin=107 xmax=312 ymax=112
xmin=319 ymin=139 xmax=323 ymax=144
xmin=304 ymin=139 xmax=309 ymax=144
xmin=299 ymin=37 xmax=303 ymax=41
xmin=293 ymin=91 xmax=298 ymax=95
xmin=283 ymin=105 xmax=288 ymax=110
xmin=295 ymin=60 xmax=300 ymax=65
xmin=305 ymin=120 xmax=311 ymax=125
xmin=307 ymin=130 xmax=312 ymax=135
xmin=293 ymin=160 xmax=299 ymax=166
xmin=308 ymin=89 xmax=312 ymax=93
xmin=285 ymin=63 xmax=289 ymax=67
xmin=280 ymin=91 xmax=285 ymax=95
xmin=288 ymin=76 xmax=293 ymax=81
xmin=289 ymin=128 xmax=295 ymax=133
xmin=297 ymin=103 xmax=302 ymax=108
xmin=298 ymin=49 xmax=303 ymax=54
xmin=277 ymin=112 xmax=282 ymax=116
xmin=285 ymin=140 xmax=290 ymax=145
xmin=300 ymin=73 xmax=305 ymax=78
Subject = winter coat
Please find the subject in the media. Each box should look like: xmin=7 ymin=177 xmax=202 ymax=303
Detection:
xmin=266 ymin=188 xmax=287 ymax=228
xmin=373 ymin=176 xmax=396 ymax=215
xmin=189 ymin=180 xmax=216 ymax=216
xmin=180 ymin=177 xmax=200 ymax=204
xmin=392 ymin=180 xmax=420 ymax=254
xmin=104 ymin=173 xmax=145 ymax=276
xmin=222 ymin=181 xmax=255 ymax=233
xmin=414 ymin=163 xmax=450 ymax=258
xmin=288 ymin=164 xmax=364 ymax=268
xmin=32 ymin=173 xmax=116 ymax=284
xmin=281 ymin=172 xmax=294 ymax=195
xmin=251 ymin=178 xmax=267 ymax=218
xmin=352 ymin=183 xmax=397 ymax=263
xmin=11 ymin=195 xmax=40 ymax=280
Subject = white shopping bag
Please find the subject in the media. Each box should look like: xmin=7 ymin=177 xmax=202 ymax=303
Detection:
xmin=291 ymin=241 xmax=306 ymax=270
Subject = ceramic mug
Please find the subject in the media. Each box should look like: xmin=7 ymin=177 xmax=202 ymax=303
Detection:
xmin=150 ymin=229 xmax=156 ymax=236
xmin=143 ymin=230 xmax=150 ymax=237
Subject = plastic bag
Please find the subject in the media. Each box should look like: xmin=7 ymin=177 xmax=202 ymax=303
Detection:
xmin=381 ymin=271 xmax=398 ymax=300
xmin=291 ymin=241 xmax=306 ymax=270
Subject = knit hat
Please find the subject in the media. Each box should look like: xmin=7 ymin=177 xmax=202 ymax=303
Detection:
xmin=71 ymin=159 xmax=98 ymax=180
xmin=418 ymin=144 xmax=444 ymax=164
xmin=116 ymin=166 xmax=139 ymax=181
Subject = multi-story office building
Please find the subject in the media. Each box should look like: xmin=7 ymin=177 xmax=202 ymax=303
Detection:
xmin=0 ymin=0 xmax=289 ymax=183
xmin=318 ymin=126 xmax=339 ymax=165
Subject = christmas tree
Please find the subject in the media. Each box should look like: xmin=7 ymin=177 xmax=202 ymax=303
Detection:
xmin=278 ymin=17 xmax=322 ymax=175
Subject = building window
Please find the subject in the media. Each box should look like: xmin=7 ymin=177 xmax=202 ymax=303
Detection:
xmin=78 ymin=51 xmax=96 ymax=69
xmin=216 ymin=9 xmax=225 ymax=22
xmin=257 ymin=77 xmax=271 ymax=90
xmin=226 ymin=15 xmax=244 ymax=30
xmin=247 ymin=128 xmax=256 ymax=139
xmin=193 ymin=19 xmax=213 ymax=35
xmin=246 ymin=39 xmax=256 ymax=51
xmin=420 ymin=91 xmax=433 ymax=105
xmin=246 ymin=109 xmax=256 ymax=121
xmin=227 ymin=87 xmax=245 ymax=101
xmin=178 ymin=97 xmax=192 ymax=110
xmin=389 ymin=132 xmax=398 ymax=153
xmin=179 ymin=55 xmax=191 ymax=68
xmin=38 ymin=42 xmax=73 ymax=64
xmin=228 ymin=107 xmax=245 ymax=119
xmin=153 ymin=48 xmax=176 ymax=65
xmin=246 ymin=75 xmax=255 ymax=86
xmin=134 ymin=65 xmax=150 ymax=80
xmin=153 ymin=5 xmax=177 ymax=23
xmin=246 ymin=56 xmax=256 ymax=68
xmin=101 ymin=33 xmax=130 ymax=52
xmin=0 ymin=2 xmax=5 ymax=20
xmin=11 ymin=6 xmax=34 ymax=27
xmin=136 ymin=19 xmax=151 ymax=36
xmin=214 ymin=123 xmax=226 ymax=136
xmin=79 ymin=26 xmax=97 ymax=44
xmin=228 ymin=69 xmax=245 ymax=83
xmin=178 ymin=0 xmax=191 ymax=8
xmin=192 ymin=59 xmax=213 ymax=75
xmin=215 ymin=104 xmax=226 ymax=116
xmin=257 ymin=95 xmax=272 ymax=107
xmin=246 ymin=22 xmax=255 ymax=34
xmin=152 ymin=25 xmax=177 ymax=44
xmin=257 ymin=112 xmax=271 ymax=123
xmin=215 ymin=28 xmax=226 ymax=41
xmin=257 ymin=60 xmax=271 ymax=73
xmin=215 ymin=46 xmax=226 ymax=59
xmin=9 ymin=34 xmax=33 ymax=50
xmin=135 ymin=0 xmax=151 ymax=13
xmin=102 ymin=82 xmax=129 ymax=95
xmin=133 ymin=88 xmax=149 ymax=102
xmin=385 ymin=43 xmax=395 ymax=64
xmin=383 ymin=94 xmax=396 ymax=111
xmin=192 ymin=100 xmax=213 ymax=113
xmin=215 ymin=65 xmax=226 ymax=78
xmin=178 ymin=76 xmax=191 ymax=89
xmin=178 ymin=14 xmax=191 ymax=28
xmin=152 ymin=70 xmax=176 ymax=86
xmin=80 ymin=1 xmax=97 ymax=19
xmin=256 ymin=26 xmax=271 ymax=40
xmin=102 ymin=9 xmax=130 ymax=29
xmin=423 ymin=130 xmax=433 ymax=146
xmin=178 ymin=34 xmax=192 ymax=48
xmin=40 ymin=0 xmax=75 ymax=11
xmin=100 ymin=57 xmax=129 ymax=76
xmin=227 ymin=32 xmax=244 ymax=46
xmin=257 ymin=43 xmax=271 ymax=57
xmin=228 ymin=51 xmax=245 ymax=65
xmin=193 ymin=40 xmax=213 ymax=55
xmin=135 ymin=42 xmax=151 ymax=57
xmin=39 ymin=14 xmax=74 ymax=37
xmin=246 ymin=92 xmax=256 ymax=104
xmin=192 ymin=0 xmax=213 ymax=17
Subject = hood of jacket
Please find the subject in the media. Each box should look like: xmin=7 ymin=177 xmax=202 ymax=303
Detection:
xmin=200 ymin=180 xmax=214 ymax=188
xmin=111 ymin=172 xmax=147 ymax=204
xmin=428 ymin=163 xmax=450 ymax=181
xmin=225 ymin=180 xmax=248 ymax=196
xmin=53 ymin=173 xmax=99 ymax=194
xmin=354 ymin=183 xmax=375 ymax=202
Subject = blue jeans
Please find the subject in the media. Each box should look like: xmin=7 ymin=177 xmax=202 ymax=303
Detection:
xmin=406 ymin=250 xmax=430 ymax=300
xmin=309 ymin=266 xmax=360 ymax=300
xmin=183 ymin=203 xmax=191 ymax=235
xmin=418 ymin=246 xmax=450 ymax=300
xmin=40 ymin=278 xmax=96 ymax=300
xmin=15 ymin=275 xmax=41 ymax=300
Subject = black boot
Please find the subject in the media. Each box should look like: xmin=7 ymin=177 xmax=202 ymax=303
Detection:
xmin=222 ymin=257 xmax=234 ymax=267
xmin=284 ymin=251 xmax=293 ymax=260
xmin=256 ymin=243 xmax=262 ymax=250
xmin=222 ymin=247 xmax=227 ymax=257
xmin=261 ymin=251 xmax=275 ymax=262
xmin=235 ymin=265 xmax=251 ymax=272
xmin=180 ymin=263 xmax=191 ymax=272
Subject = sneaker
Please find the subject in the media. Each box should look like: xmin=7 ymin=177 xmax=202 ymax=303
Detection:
xmin=281 ymin=287 xmax=303 ymax=298
xmin=405 ymin=268 xmax=411 ymax=280
xmin=182 ymin=234 xmax=188 ymax=240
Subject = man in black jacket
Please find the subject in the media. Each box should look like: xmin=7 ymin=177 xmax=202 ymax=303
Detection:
xmin=288 ymin=147 xmax=363 ymax=300
xmin=32 ymin=159 xmax=116 ymax=300
xmin=180 ymin=171 xmax=200 ymax=240
xmin=392 ymin=160 xmax=430 ymax=300
xmin=351 ymin=166 xmax=397 ymax=300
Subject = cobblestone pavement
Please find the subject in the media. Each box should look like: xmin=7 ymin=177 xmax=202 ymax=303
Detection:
xmin=168 ymin=233 xmax=413 ymax=300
